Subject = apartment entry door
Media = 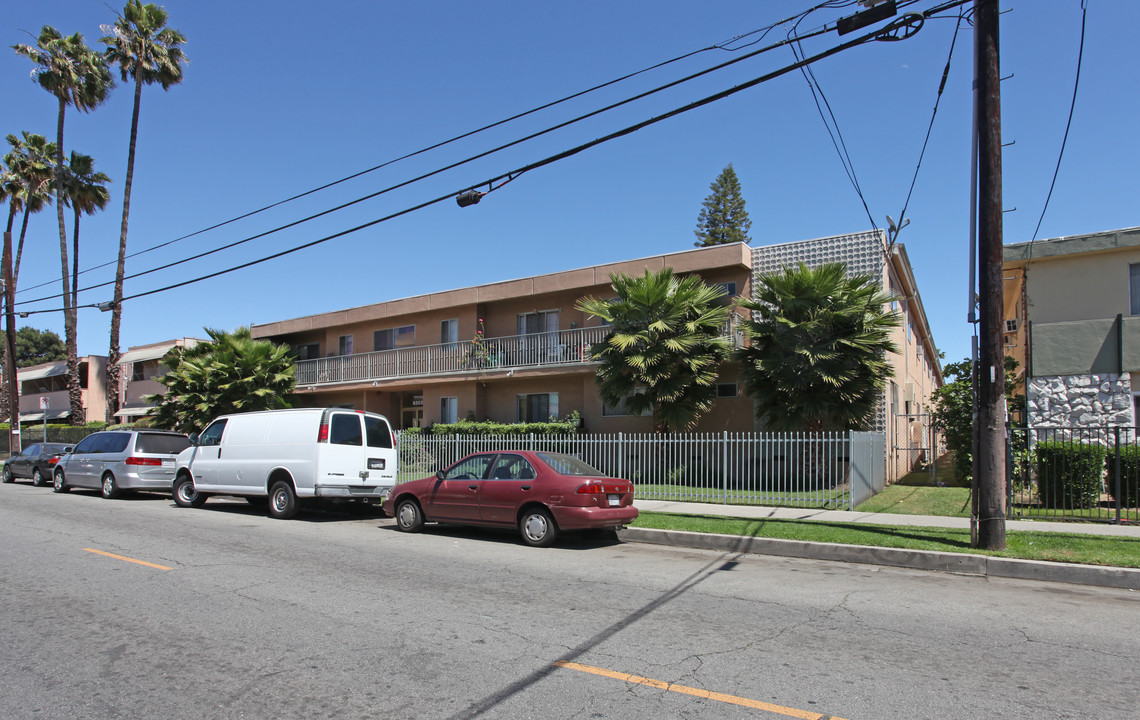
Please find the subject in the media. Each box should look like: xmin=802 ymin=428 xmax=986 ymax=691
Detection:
xmin=402 ymin=408 xmax=423 ymax=430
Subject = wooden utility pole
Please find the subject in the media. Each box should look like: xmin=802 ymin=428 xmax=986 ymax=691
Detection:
xmin=975 ymin=0 xmax=1007 ymax=549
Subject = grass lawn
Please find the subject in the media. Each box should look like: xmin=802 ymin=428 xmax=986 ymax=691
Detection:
xmin=854 ymin=483 xmax=972 ymax=517
xmin=631 ymin=511 xmax=1140 ymax=568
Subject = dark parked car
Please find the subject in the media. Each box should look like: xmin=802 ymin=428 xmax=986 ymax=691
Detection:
xmin=53 ymin=430 xmax=192 ymax=499
xmin=383 ymin=450 xmax=638 ymax=547
xmin=3 ymin=443 xmax=73 ymax=486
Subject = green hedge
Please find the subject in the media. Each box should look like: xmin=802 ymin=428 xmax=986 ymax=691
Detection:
xmin=428 ymin=412 xmax=581 ymax=436
xmin=1035 ymin=441 xmax=1106 ymax=509
xmin=1105 ymin=447 xmax=1140 ymax=508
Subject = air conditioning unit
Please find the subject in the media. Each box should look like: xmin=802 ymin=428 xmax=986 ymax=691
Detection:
xmin=1005 ymin=318 xmax=1019 ymax=333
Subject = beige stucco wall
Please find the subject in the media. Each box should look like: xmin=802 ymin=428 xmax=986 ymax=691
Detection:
xmin=1023 ymin=247 xmax=1140 ymax=324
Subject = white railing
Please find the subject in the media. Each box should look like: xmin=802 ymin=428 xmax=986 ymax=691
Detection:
xmin=295 ymin=326 xmax=611 ymax=386
xmin=396 ymin=430 xmax=886 ymax=510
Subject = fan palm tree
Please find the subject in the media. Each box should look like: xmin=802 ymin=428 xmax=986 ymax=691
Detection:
xmin=4 ymin=132 xmax=57 ymax=288
xmin=61 ymin=151 xmax=112 ymax=312
xmin=736 ymin=262 xmax=900 ymax=432
xmin=576 ymin=268 xmax=731 ymax=432
xmin=14 ymin=26 xmax=113 ymax=425
xmin=101 ymin=1 xmax=187 ymax=422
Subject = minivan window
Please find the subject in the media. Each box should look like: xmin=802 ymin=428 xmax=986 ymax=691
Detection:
xmin=72 ymin=435 xmax=100 ymax=454
xmin=329 ymin=414 xmax=362 ymax=446
xmin=364 ymin=415 xmax=393 ymax=449
xmin=99 ymin=433 xmax=132 ymax=454
xmin=198 ymin=420 xmax=226 ymax=447
xmin=135 ymin=433 xmax=192 ymax=454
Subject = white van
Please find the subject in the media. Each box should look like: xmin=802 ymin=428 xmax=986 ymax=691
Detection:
xmin=172 ymin=408 xmax=398 ymax=519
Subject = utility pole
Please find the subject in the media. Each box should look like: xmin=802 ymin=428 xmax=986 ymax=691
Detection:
xmin=974 ymin=0 xmax=1007 ymax=549
xmin=3 ymin=230 xmax=20 ymax=454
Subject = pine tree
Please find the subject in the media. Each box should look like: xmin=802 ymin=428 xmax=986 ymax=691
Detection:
xmin=693 ymin=163 xmax=752 ymax=247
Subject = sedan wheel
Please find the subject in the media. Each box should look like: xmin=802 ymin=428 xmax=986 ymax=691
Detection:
xmin=519 ymin=507 xmax=558 ymax=548
xmin=53 ymin=470 xmax=69 ymax=494
xmin=395 ymin=498 xmax=424 ymax=533
xmin=2 ymin=466 xmax=13 ymax=483
xmin=32 ymin=468 xmax=47 ymax=487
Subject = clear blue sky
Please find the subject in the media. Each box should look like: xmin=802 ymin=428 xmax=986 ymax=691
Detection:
xmin=3 ymin=0 xmax=1136 ymax=370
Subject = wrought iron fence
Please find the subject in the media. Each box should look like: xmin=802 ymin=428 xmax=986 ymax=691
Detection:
xmin=396 ymin=431 xmax=885 ymax=511
xmin=1009 ymin=426 xmax=1140 ymax=523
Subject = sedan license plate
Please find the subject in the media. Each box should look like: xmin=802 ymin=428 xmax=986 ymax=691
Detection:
xmin=607 ymin=494 xmax=620 ymax=507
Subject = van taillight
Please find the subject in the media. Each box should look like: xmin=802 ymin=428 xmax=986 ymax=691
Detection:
xmin=317 ymin=422 xmax=329 ymax=442
xmin=125 ymin=457 xmax=162 ymax=466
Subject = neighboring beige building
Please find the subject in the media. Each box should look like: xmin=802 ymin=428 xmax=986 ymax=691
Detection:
xmin=114 ymin=338 xmax=203 ymax=421
xmin=17 ymin=355 xmax=109 ymax=425
xmin=252 ymin=232 xmax=943 ymax=481
xmin=1003 ymin=226 xmax=1140 ymax=428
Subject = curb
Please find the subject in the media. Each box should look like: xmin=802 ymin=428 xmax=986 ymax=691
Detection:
xmin=617 ymin=527 xmax=1140 ymax=590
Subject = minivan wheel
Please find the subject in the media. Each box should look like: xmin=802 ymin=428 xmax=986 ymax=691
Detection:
xmin=268 ymin=480 xmax=299 ymax=520
xmin=519 ymin=507 xmax=558 ymax=548
xmin=32 ymin=468 xmax=47 ymax=487
xmin=101 ymin=473 xmax=122 ymax=500
xmin=395 ymin=498 xmax=424 ymax=533
xmin=53 ymin=470 xmax=69 ymax=494
xmin=173 ymin=475 xmax=206 ymax=508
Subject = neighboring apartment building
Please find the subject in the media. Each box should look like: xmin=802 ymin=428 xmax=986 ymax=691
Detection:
xmin=1003 ymin=226 xmax=1140 ymax=429
xmin=251 ymin=231 xmax=943 ymax=480
xmin=16 ymin=355 xmax=109 ymax=424
xmin=113 ymin=338 xmax=202 ymax=421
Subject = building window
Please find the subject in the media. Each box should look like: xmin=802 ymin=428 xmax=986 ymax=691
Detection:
xmin=518 ymin=310 xmax=558 ymax=336
xmin=440 ymin=319 xmax=458 ymax=346
xmin=518 ymin=392 xmax=558 ymax=422
xmin=440 ymin=397 xmax=458 ymax=424
xmin=602 ymin=389 xmax=650 ymax=417
xmin=374 ymin=325 xmax=415 ymax=351
xmin=293 ymin=343 xmax=319 ymax=360
xmin=132 ymin=362 xmax=146 ymax=382
xmin=1131 ymin=264 xmax=1140 ymax=315
xmin=338 ymin=335 xmax=353 ymax=356
xmin=716 ymin=383 xmax=738 ymax=398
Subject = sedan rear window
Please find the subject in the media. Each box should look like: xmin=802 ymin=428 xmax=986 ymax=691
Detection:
xmin=135 ymin=433 xmax=192 ymax=454
xmin=535 ymin=452 xmax=604 ymax=476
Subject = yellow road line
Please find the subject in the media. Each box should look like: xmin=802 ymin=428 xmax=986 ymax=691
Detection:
xmin=554 ymin=661 xmax=847 ymax=720
xmin=83 ymin=548 xmax=172 ymax=571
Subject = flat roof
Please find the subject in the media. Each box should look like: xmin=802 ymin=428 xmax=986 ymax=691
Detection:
xmin=1003 ymin=226 xmax=1140 ymax=264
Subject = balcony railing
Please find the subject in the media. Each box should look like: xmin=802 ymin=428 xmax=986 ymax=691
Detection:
xmin=295 ymin=326 xmax=612 ymax=387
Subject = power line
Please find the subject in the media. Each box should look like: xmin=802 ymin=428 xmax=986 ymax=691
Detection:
xmin=17 ymin=6 xmax=846 ymax=309
xmin=14 ymin=2 xmax=844 ymax=300
xmin=19 ymin=9 xmax=937 ymax=317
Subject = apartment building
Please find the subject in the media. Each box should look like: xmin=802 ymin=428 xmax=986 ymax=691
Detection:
xmin=250 ymin=231 xmax=943 ymax=478
xmin=113 ymin=338 xmax=203 ymax=421
xmin=16 ymin=355 xmax=108 ymax=424
xmin=1003 ymin=226 xmax=1140 ymax=428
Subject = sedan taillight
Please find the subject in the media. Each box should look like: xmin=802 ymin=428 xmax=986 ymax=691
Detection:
xmin=125 ymin=457 xmax=163 ymax=466
xmin=48 ymin=457 xmax=61 ymax=465
xmin=576 ymin=482 xmax=630 ymax=494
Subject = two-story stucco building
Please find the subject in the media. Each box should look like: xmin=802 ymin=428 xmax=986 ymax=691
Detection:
xmin=251 ymin=231 xmax=943 ymax=480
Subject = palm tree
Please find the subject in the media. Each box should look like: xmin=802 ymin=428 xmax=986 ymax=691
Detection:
xmin=14 ymin=26 xmax=114 ymax=425
xmin=61 ymin=151 xmax=112 ymax=312
xmin=4 ymin=132 xmax=57 ymax=288
xmin=576 ymin=268 xmax=731 ymax=432
xmin=736 ymin=262 xmax=900 ymax=432
xmin=101 ymin=1 xmax=187 ymax=423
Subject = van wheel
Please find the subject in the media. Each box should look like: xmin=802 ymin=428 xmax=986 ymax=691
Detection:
xmin=395 ymin=498 xmax=424 ymax=532
xmin=101 ymin=473 xmax=122 ymax=500
xmin=32 ymin=468 xmax=47 ymax=487
xmin=519 ymin=508 xmax=558 ymax=547
xmin=53 ymin=470 xmax=69 ymax=493
xmin=268 ymin=481 xmax=299 ymax=520
xmin=173 ymin=475 xmax=206 ymax=508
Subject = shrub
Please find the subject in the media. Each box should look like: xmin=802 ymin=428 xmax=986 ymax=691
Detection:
xmin=1104 ymin=447 xmax=1140 ymax=508
xmin=428 ymin=412 xmax=581 ymax=436
xmin=1034 ymin=441 xmax=1106 ymax=509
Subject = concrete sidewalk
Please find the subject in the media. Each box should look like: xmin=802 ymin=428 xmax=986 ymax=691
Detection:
xmin=622 ymin=500 xmax=1140 ymax=590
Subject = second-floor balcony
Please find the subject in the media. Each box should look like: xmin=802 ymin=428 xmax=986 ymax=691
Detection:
xmin=294 ymin=323 xmax=744 ymax=388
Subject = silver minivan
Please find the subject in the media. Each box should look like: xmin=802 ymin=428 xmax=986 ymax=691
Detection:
xmin=53 ymin=430 xmax=192 ymax=499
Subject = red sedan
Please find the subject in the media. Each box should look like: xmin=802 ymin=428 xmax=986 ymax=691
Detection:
xmin=384 ymin=450 xmax=638 ymax=547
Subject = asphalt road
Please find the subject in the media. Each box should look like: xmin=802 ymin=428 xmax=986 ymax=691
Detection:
xmin=1 ymin=483 xmax=1137 ymax=720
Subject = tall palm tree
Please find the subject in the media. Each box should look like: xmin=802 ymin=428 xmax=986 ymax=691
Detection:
xmin=4 ymin=132 xmax=57 ymax=288
xmin=577 ymin=268 xmax=731 ymax=432
xmin=61 ymin=152 xmax=112 ymax=312
xmin=101 ymin=1 xmax=187 ymax=422
xmin=14 ymin=26 xmax=114 ymax=425
xmin=1 ymin=157 xmax=19 ymax=425
xmin=736 ymin=262 xmax=900 ymax=432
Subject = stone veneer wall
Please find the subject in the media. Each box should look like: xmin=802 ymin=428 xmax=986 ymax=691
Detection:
xmin=751 ymin=231 xmax=890 ymax=433
xmin=1026 ymin=373 xmax=1134 ymax=428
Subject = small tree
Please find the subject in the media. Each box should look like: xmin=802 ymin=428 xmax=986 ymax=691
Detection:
xmin=693 ymin=163 xmax=752 ymax=247
xmin=737 ymin=262 xmax=899 ymax=431
xmin=577 ymin=268 xmax=731 ymax=432
xmin=931 ymin=356 xmax=1021 ymax=485
xmin=145 ymin=327 xmax=295 ymax=433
